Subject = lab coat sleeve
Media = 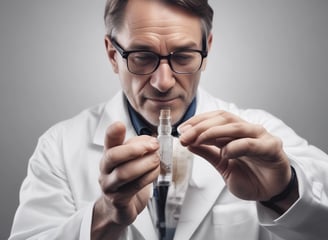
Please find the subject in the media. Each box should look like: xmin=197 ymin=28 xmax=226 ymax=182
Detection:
xmin=9 ymin=129 xmax=90 ymax=240
xmin=257 ymin=162 xmax=328 ymax=240
xmin=249 ymin=110 xmax=328 ymax=240
xmin=8 ymin=126 xmax=127 ymax=240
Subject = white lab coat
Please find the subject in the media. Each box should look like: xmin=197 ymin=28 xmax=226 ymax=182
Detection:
xmin=9 ymin=88 xmax=328 ymax=240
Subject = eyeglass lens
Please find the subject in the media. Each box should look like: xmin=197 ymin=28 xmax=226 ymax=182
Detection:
xmin=127 ymin=51 xmax=203 ymax=75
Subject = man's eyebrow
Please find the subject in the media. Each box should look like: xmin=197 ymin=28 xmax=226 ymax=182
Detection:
xmin=128 ymin=41 xmax=200 ymax=52
xmin=173 ymin=42 xmax=199 ymax=51
xmin=126 ymin=43 xmax=154 ymax=51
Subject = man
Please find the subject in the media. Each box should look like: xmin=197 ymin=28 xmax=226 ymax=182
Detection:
xmin=10 ymin=0 xmax=328 ymax=239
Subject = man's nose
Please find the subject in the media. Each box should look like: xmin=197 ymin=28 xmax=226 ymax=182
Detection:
xmin=150 ymin=60 xmax=176 ymax=92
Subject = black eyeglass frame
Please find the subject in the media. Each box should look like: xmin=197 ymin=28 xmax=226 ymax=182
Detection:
xmin=109 ymin=37 xmax=208 ymax=75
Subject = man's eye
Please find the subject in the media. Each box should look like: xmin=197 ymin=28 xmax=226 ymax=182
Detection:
xmin=131 ymin=53 xmax=157 ymax=65
xmin=173 ymin=52 xmax=194 ymax=64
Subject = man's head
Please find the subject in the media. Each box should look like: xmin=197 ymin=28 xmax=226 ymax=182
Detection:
xmin=104 ymin=0 xmax=213 ymax=127
xmin=104 ymin=0 xmax=213 ymax=39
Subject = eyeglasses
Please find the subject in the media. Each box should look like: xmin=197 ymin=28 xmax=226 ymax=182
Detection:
xmin=110 ymin=38 xmax=208 ymax=75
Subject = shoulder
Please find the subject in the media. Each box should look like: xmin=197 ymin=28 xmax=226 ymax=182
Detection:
xmin=40 ymin=102 xmax=107 ymax=145
xmin=197 ymin=88 xmax=273 ymax=119
xmin=196 ymin=88 xmax=290 ymax=132
xmin=39 ymin=91 xmax=127 ymax=145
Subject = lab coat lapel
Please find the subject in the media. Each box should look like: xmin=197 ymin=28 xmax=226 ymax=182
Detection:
xmin=93 ymin=91 xmax=136 ymax=146
xmin=131 ymin=156 xmax=225 ymax=240
xmin=174 ymin=156 xmax=225 ymax=240
xmin=171 ymin=88 xmax=226 ymax=239
xmin=134 ymin=208 xmax=158 ymax=239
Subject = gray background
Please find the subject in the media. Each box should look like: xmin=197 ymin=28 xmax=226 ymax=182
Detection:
xmin=1 ymin=0 xmax=328 ymax=238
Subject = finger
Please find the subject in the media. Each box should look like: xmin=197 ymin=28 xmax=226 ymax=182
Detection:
xmin=101 ymin=136 xmax=159 ymax=173
xmin=221 ymin=135 xmax=284 ymax=164
xmin=104 ymin=121 xmax=126 ymax=150
xmin=195 ymin=123 xmax=265 ymax=146
xmin=179 ymin=116 xmax=226 ymax=146
xmin=188 ymin=144 xmax=234 ymax=176
xmin=179 ymin=111 xmax=225 ymax=129
xmin=179 ymin=111 xmax=244 ymax=146
xmin=187 ymin=144 xmax=222 ymax=165
xmin=112 ymin=167 xmax=159 ymax=203
xmin=102 ymin=179 xmax=155 ymax=218
xmin=100 ymin=153 xmax=160 ymax=194
xmin=187 ymin=144 xmax=221 ymax=160
xmin=179 ymin=110 xmax=242 ymax=130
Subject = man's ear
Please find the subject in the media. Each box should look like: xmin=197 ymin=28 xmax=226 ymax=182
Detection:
xmin=207 ymin=32 xmax=213 ymax=52
xmin=104 ymin=36 xmax=119 ymax=73
xmin=201 ymin=32 xmax=213 ymax=71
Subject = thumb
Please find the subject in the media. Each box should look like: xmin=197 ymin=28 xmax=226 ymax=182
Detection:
xmin=104 ymin=121 xmax=126 ymax=150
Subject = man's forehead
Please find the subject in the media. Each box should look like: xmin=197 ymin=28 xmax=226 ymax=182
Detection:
xmin=118 ymin=0 xmax=203 ymax=47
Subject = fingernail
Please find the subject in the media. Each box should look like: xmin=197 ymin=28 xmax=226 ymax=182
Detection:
xmin=150 ymin=137 xmax=159 ymax=148
xmin=177 ymin=124 xmax=192 ymax=135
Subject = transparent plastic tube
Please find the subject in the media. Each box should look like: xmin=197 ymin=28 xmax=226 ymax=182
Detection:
xmin=154 ymin=109 xmax=173 ymax=239
xmin=157 ymin=109 xmax=173 ymax=183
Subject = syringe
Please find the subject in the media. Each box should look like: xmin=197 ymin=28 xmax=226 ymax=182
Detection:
xmin=154 ymin=109 xmax=173 ymax=239
xmin=157 ymin=109 xmax=173 ymax=183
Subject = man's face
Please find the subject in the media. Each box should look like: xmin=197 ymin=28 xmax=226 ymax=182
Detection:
xmin=106 ymin=0 xmax=210 ymax=126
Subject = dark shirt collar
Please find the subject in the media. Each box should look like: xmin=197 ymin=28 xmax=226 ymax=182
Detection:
xmin=127 ymin=98 xmax=197 ymax=137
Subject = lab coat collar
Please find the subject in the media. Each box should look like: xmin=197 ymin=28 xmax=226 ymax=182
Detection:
xmin=93 ymin=88 xmax=213 ymax=147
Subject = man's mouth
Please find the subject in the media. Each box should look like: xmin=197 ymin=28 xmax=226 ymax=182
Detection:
xmin=147 ymin=97 xmax=180 ymax=106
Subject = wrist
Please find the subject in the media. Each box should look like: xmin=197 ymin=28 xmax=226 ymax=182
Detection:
xmin=260 ymin=166 xmax=299 ymax=214
xmin=91 ymin=197 xmax=127 ymax=240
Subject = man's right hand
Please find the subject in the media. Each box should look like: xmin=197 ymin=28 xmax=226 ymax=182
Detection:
xmin=91 ymin=122 xmax=160 ymax=240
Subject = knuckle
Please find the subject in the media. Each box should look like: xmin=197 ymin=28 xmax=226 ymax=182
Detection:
xmin=112 ymin=168 xmax=127 ymax=184
xmin=98 ymin=171 xmax=121 ymax=194
xmin=98 ymin=175 xmax=105 ymax=188
xmin=245 ymin=138 xmax=256 ymax=150
xmin=129 ymin=144 xmax=142 ymax=154
xmin=231 ymin=122 xmax=244 ymax=131
xmin=218 ymin=110 xmax=234 ymax=122
xmin=105 ymin=149 xmax=116 ymax=162
xmin=101 ymin=149 xmax=119 ymax=172
xmin=254 ymin=124 xmax=266 ymax=135
xmin=98 ymin=175 xmax=114 ymax=193
xmin=271 ymin=135 xmax=283 ymax=149
xmin=151 ymin=152 xmax=160 ymax=165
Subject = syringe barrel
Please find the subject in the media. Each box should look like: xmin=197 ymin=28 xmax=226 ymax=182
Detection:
xmin=157 ymin=109 xmax=173 ymax=183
